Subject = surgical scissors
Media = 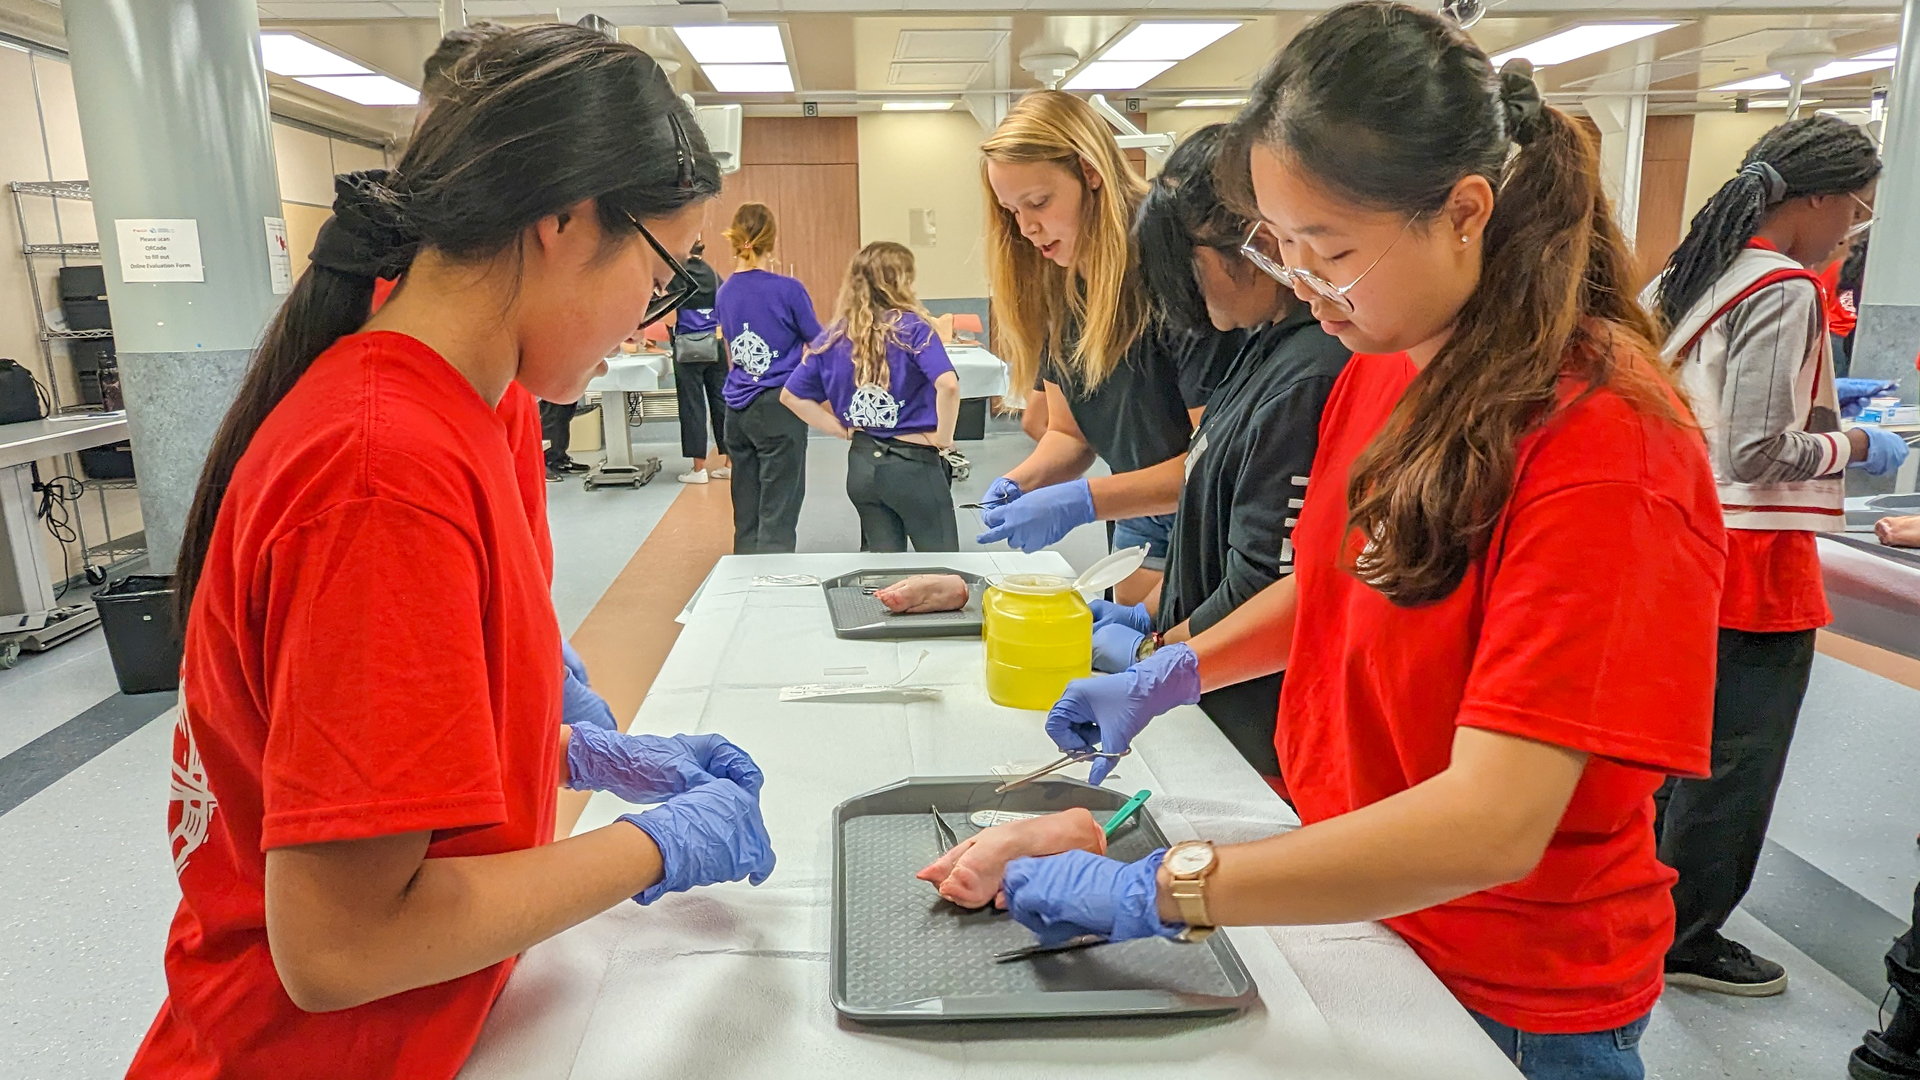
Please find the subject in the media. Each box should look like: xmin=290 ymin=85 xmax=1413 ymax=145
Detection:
xmin=992 ymin=750 xmax=1130 ymax=794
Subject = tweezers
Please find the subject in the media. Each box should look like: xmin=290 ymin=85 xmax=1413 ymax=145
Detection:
xmin=930 ymin=804 xmax=959 ymax=852
xmin=994 ymin=934 xmax=1110 ymax=963
xmin=993 ymin=750 xmax=1130 ymax=794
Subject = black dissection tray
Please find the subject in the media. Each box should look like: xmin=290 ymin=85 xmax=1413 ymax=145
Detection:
xmin=820 ymin=567 xmax=986 ymax=640
xmin=830 ymin=776 xmax=1259 ymax=1025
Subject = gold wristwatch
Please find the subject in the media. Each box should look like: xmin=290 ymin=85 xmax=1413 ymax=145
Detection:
xmin=1163 ymin=840 xmax=1218 ymax=943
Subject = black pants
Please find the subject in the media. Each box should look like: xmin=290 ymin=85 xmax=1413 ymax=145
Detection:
xmin=538 ymin=398 xmax=578 ymax=466
xmin=726 ymin=392 xmax=808 ymax=554
xmin=1199 ymin=673 xmax=1284 ymax=778
xmin=845 ymin=431 xmax=957 ymax=553
xmin=1653 ymin=627 xmax=1815 ymax=955
xmin=675 ymin=361 xmax=727 ymax=460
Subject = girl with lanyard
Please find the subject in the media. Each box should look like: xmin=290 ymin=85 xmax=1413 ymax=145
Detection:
xmin=131 ymin=29 xmax=775 ymax=1080
xmin=1086 ymin=124 xmax=1350 ymax=783
xmin=975 ymin=90 xmax=1206 ymax=603
xmin=670 ymin=239 xmax=729 ymax=484
xmin=715 ymin=202 xmax=821 ymax=553
xmin=1647 ymin=115 xmax=1900 ymax=997
xmin=781 ymin=242 xmax=962 ymax=552
xmin=1000 ymin=7 xmax=1723 ymax=1076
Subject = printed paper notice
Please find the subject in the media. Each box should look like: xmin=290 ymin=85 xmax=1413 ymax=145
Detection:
xmin=115 ymin=219 xmax=204 ymax=282
xmin=264 ymin=216 xmax=292 ymax=294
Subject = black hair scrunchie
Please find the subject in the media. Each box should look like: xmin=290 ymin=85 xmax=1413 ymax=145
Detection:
xmin=1498 ymin=59 xmax=1546 ymax=147
xmin=308 ymin=169 xmax=420 ymax=283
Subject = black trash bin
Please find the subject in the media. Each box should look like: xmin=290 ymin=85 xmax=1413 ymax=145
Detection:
xmin=94 ymin=575 xmax=181 ymax=694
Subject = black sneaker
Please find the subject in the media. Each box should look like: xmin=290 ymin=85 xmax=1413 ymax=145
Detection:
xmin=559 ymin=459 xmax=591 ymax=475
xmin=545 ymin=465 xmax=566 ymax=484
xmin=1665 ymin=936 xmax=1788 ymax=996
xmin=1852 ymin=1031 xmax=1920 ymax=1080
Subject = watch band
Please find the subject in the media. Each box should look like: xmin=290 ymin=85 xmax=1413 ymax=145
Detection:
xmin=1164 ymin=841 xmax=1217 ymax=943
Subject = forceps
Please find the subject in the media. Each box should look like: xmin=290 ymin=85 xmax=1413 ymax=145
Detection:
xmin=992 ymin=750 xmax=1130 ymax=794
xmin=930 ymin=804 xmax=960 ymax=852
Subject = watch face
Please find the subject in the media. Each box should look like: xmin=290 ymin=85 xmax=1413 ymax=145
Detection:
xmin=1167 ymin=843 xmax=1214 ymax=876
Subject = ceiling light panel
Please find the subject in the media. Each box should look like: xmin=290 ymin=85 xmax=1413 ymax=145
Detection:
xmin=295 ymin=75 xmax=419 ymax=107
xmin=260 ymin=33 xmax=370 ymax=77
xmin=881 ymin=101 xmax=956 ymax=112
xmin=1490 ymin=22 xmax=1681 ymax=69
xmin=1855 ymin=47 xmax=1897 ymax=61
xmin=1715 ymin=58 xmax=1895 ymax=93
xmin=702 ymin=64 xmax=795 ymax=94
xmin=1177 ymin=97 xmax=1248 ymax=108
xmin=674 ymin=25 xmax=787 ymax=66
xmin=1101 ymin=22 xmax=1241 ymax=63
xmin=1064 ymin=61 xmax=1177 ymax=91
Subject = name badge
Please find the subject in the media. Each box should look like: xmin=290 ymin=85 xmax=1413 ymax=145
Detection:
xmin=1184 ymin=430 xmax=1209 ymax=481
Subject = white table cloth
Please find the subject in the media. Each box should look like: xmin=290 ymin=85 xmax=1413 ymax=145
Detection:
xmin=459 ymin=552 xmax=1519 ymax=1080
xmin=947 ymin=346 xmax=1011 ymax=401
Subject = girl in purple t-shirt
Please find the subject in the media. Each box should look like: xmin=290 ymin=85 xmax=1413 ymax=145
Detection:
xmin=782 ymin=242 xmax=961 ymax=552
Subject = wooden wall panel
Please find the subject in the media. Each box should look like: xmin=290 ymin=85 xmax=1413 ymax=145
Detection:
xmin=1634 ymin=115 xmax=1695 ymax=291
xmin=740 ymin=116 xmax=858 ymax=166
xmin=701 ymin=161 xmax=861 ymax=323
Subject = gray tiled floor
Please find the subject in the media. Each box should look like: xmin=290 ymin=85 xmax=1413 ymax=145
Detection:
xmin=0 ymin=416 xmax=1913 ymax=1078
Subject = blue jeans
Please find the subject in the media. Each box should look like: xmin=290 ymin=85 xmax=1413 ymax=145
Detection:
xmin=1111 ymin=513 xmax=1174 ymax=571
xmin=1470 ymin=1010 xmax=1650 ymax=1080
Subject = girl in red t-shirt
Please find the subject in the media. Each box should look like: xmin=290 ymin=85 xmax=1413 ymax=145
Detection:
xmin=129 ymin=27 xmax=775 ymax=1080
xmin=998 ymin=5 xmax=1722 ymax=1077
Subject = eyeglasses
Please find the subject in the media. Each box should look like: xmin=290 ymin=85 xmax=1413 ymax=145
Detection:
xmin=1238 ymin=216 xmax=1416 ymax=315
xmin=626 ymin=211 xmax=697 ymax=331
xmin=1846 ymin=192 xmax=1875 ymax=241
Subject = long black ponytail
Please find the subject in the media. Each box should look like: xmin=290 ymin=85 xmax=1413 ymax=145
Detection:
xmin=173 ymin=23 xmax=720 ymax=625
xmin=1654 ymin=114 xmax=1879 ymax=331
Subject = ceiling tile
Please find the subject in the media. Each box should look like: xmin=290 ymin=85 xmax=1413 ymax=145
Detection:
xmin=895 ymin=29 xmax=1008 ymax=63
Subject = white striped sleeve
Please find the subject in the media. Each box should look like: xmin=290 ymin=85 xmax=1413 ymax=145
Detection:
xmin=1813 ymin=430 xmax=1850 ymax=477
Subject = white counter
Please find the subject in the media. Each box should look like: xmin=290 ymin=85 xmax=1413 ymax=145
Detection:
xmin=458 ymin=552 xmax=1518 ymax=1080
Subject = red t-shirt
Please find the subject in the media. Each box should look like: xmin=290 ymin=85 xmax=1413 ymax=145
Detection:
xmin=129 ymin=332 xmax=562 ymax=1080
xmin=1719 ymin=529 xmax=1830 ymax=632
xmin=1279 ymin=351 xmax=1723 ymax=1034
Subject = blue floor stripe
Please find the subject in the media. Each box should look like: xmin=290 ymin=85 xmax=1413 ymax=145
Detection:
xmin=0 ymin=691 xmax=174 ymax=816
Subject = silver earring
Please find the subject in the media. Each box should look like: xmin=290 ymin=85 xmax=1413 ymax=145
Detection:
xmin=1460 ymin=234 xmax=1470 ymax=244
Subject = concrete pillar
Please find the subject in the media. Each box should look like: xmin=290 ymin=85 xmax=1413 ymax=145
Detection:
xmin=1855 ymin=0 xmax=1920 ymax=394
xmin=63 ymin=0 xmax=286 ymax=572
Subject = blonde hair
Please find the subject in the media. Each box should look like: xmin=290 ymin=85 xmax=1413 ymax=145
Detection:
xmin=724 ymin=201 xmax=776 ymax=261
xmin=981 ymin=90 xmax=1150 ymax=391
xmin=809 ymin=241 xmax=930 ymax=388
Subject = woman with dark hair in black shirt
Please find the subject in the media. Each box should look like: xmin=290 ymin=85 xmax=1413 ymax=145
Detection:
xmin=1090 ymin=123 xmax=1349 ymax=781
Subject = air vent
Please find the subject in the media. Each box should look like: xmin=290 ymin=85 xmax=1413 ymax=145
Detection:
xmin=895 ymin=29 xmax=1008 ymax=63
xmin=888 ymin=61 xmax=987 ymax=89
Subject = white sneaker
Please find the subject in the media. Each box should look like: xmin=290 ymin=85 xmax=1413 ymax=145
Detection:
xmin=677 ymin=468 xmax=710 ymax=485
xmin=710 ymin=466 xmax=732 ymax=479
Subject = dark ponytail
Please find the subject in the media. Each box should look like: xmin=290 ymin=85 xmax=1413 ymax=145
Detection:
xmin=174 ymin=23 xmax=720 ymax=625
xmin=1135 ymin=124 xmax=1253 ymax=333
xmin=1654 ymin=114 xmax=1880 ymax=331
xmin=1231 ymin=0 xmax=1670 ymax=606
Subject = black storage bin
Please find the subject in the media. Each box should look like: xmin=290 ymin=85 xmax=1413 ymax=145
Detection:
xmin=95 ymin=574 xmax=181 ymax=694
xmin=63 ymin=297 xmax=111 ymax=331
xmin=78 ymin=439 xmax=135 ymax=480
xmin=58 ymin=264 xmax=106 ymax=301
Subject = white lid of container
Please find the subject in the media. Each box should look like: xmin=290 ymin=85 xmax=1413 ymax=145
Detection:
xmin=987 ymin=546 xmax=1148 ymax=600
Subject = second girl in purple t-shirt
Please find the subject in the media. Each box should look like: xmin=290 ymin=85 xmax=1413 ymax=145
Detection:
xmin=782 ymin=241 xmax=960 ymax=552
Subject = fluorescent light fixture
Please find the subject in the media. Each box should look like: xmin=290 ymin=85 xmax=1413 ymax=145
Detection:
xmin=1716 ymin=58 xmax=1896 ymax=93
xmin=1064 ymin=60 xmax=1177 ymax=91
xmin=881 ymin=101 xmax=955 ymax=111
xmin=1855 ymin=46 xmax=1897 ymax=61
xmin=1747 ymin=98 xmax=1820 ymax=109
xmin=1490 ymin=22 xmax=1679 ymax=69
xmin=702 ymin=64 xmax=795 ymax=94
xmin=1101 ymin=22 xmax=1241 ymax=63
xmin=674 ymin=25 xmax=786 ymax=66
xmin=295 ymin=74 xmax=420 ymax=107
xmin=1177 ymin=97 xmax=1248 ymax=108
xmin=260 ymin=33 xmax=370 ymax=77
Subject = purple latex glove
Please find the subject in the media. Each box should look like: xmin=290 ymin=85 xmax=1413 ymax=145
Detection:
xmin=567 ymin=723 xmax=766 ymax=803
xmin=1089 ymin=599 xmax=1154 ymax=635
xmin=1852 ymin=426 xmax=1911 ymax=477
xmin=977 ymin=478 xmax=1096 ymax=552
xmin=622 ymin=779 xmax=775 ymax=905
xmin=980 ymin=476 xmax=1024 ymax=510
xmin=1046 ymin=643 xmax=1201 ymax=784
xmin=1002 ymin=848 xmax=1180 ymax=947
xmin=1091 ymin=623 xmax=1146 ymax=674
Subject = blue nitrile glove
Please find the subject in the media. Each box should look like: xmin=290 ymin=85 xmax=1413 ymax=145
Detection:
xmin=561 ymin=669 xmax=617 ymax=731
xmin=1091 ymin=623 xmax=1147 ymax=674
xmin=1047 ymin=643 xmax=1201 ymax=785
xmin=981 ymin=476 xmax=1024 ymax=510
xmin=1002 ymin=848 xmax=1180 ymax=947
xmin=976 ymin=478 xmax=1097 ymax=552
xmin=621 ymin=779 xmax=776 ymax=905
xmin=1853 ymin=426 xmax=1912 ymax=477
xmin=567 ymin=723 xmax=766 ymax=802
xmin=1090 ymin=599 xmax=1154 ymax=635
xmin=1837 ymin=378 xmax=1898 ymax=419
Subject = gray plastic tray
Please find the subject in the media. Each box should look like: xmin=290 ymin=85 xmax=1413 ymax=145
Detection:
xmin=830 ymin=776 xmax=1258 ymax=1025
xmin=820 ymin=568 xmax=986 ymax=640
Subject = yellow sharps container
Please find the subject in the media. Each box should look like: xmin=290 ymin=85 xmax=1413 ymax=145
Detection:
xmin=981 ymin=547 xmax=1148 ymax=711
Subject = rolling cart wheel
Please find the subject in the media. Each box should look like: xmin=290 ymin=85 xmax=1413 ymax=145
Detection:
xmin=0 ymin=639 xmax=19 ymax=669
xmin=84 ymin=565 xmax=107 ymax=586
xmin=584 ymin=481 xmax=597 ymax=492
